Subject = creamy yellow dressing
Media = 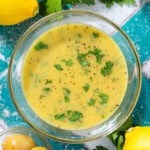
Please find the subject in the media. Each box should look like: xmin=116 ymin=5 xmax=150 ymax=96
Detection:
xmin=22 ymin=24 xmax=128 ymax=130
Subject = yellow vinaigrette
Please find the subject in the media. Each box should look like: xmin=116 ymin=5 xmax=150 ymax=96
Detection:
xmin=22 ymin=24 xmax=128 ymax=130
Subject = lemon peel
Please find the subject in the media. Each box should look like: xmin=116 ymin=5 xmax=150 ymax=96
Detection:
xmin=123 ymin=126 xmax=150 ymax=150
xmin=0 ymin=0 xmax=39 ymax=25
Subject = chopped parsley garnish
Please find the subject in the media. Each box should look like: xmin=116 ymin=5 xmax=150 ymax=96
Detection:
xmin=34 ymin=41 xmax=48 ymax=51
xmin=54 ymin=110 xmax=83 ymax=122
xmin=88 ymin=48 xmax=105 ymax=64
xmin=92 ymin=32 xmax=100 ymax=38
xmin=54 ymin=64 xmax=63 ymax=71
xmin=39 ymin=87 xmax=51 ymax=99
xmin=88 ymin=99 xmax=96 ymax=106
xmin=77 ymin=48 xmax=105 ymax=67
xmin=45 ymin=79 xmax=52 ymax=84
xmin=99 ymin=93 xmax=109 ymax=105
xmin=101 ymin=61 xmax=114 ymax=76
xmin=63 ymin=88 xmax=71 ymax=102
xmin=62 ymin=59 xmax=74 ymax=66
xmin=83 ymin=83 xmax=90 ymax=92
xmin=54 ymin=113 xmax=65 ymax=121
xmin=77 ymin=53 xmax=90 ymax=67
xmin=42 ymin=87 xmax=51 ymax=93
xmin=68 ymin=111 xmax=83 ymax=122
xmin=64 ymin=96 xmax=69 ymax=102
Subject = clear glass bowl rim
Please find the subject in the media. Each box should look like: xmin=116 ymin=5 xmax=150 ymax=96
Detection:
xmin=8 ymin=9 xmax=142 ymax=143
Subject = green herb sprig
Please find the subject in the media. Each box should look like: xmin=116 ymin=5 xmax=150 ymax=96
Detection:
xmin=39 ymin=0 xmax=135 ymax=16
xmin=93 ymin=116 xmax=133 ymax=150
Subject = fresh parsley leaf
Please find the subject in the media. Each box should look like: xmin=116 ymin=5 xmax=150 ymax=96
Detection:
xmin=45 ymin=79 xmax=52 ymax=84
xmin=88 ymin=99 xmax=96 ymax=106
xmin=54 ymin=113 xmax=65 ymax=120
xmin=42 ymin=87 xmax=51 ymax=93
xmin=99 ymin=0 xmax=135 ymax=7
xmin=34 ymin=41 xmax=48 ymax=51
xmin=77 ymin=48 xmax=104 ymax=67
xmin=123 ymin=0 xmax=135 ymax=4
xmin=62 ymin=59 xmax=74 ymax=66
xmin=117 ymin=135 xmax=124 ymax=150
xmin=64 ymin=96 xmax=69 ymax=102
xmin=101 ymin=61 xmax=114 ymax=76
xmin=88 ymin=48 xmax=105 ymax=64
xmin=62 ymin=0 xmax=95 ymax=5
xmin=39 ymin=0 xmax=62 ymax=16
xmin=63 ymin=88 xmax=71 ymax=102
xmin=99 ymin=93 xmax=109 ymax=105
xmin=108 ymin=116 xmax=133 ymax=150
xmin=83 ymin=83 xmax=90 ymax=92
xmin=92 ymin=32 xmax=100 ymax=38
xmin=99 ymin=0 xmax=114 ymax=7
xmin=54 ymin=64 xmax=63 ymax=71
xmin=68 ymin=111 xmax=83 ymax=122
xmin=77 ymin=53 xmax=90 ymax=67
xmin=54 ymin=110 xmax=83 ymax=122
xmin=93 ymin=145 xmax=108 ymax=150
xmin=66 ymin=110 xmax=72 ymax=115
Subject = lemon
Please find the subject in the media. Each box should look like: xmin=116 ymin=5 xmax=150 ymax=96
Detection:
xmin=2 ymin=133 xmax=35 ymax=150
xmin=0 ymin=0 xmax=39 ymax=25
xmin=31 ymin=147 xmax=48 ymax=150
xmin=123 ymin=126 xmax=150 ymax=150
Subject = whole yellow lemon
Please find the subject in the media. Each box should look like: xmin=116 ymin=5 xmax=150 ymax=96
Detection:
xmin=2 ymin=133 xmax=35 ymax=150
xmin=0 ymin=0 xmax=39 ymax=25
xmin=123 ymin=126 xmax=150 ymax=150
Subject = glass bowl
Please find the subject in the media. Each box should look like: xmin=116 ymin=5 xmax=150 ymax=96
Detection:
xmin=0 ymin=126 xmax=52 ymax=149
xmin=8 ymin=10 xmax=142 ymax=143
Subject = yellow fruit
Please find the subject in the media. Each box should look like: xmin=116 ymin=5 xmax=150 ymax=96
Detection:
xmin=2 ymin=133 xmax=36 ymax=150
xmin=31 ymin=147 xmax=48 ymax=150
xmin=123 ymin=126 xmax=150 ymax=150
xmin=0 ymin=0 xmax=39 ymax=25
